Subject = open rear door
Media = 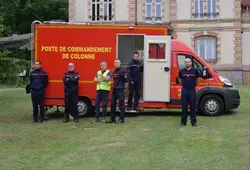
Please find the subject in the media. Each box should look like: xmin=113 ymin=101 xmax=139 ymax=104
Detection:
xmin=143 ymin=36 xmax=171 ymax=102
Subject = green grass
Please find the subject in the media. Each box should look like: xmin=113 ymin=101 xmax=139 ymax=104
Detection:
xmin=0 ymin=84 xmax=25 ymax=88
xmin=0 ymin=86 xmax=250 ymax=170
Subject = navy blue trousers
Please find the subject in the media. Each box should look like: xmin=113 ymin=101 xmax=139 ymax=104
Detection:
xmin=181 ymin=88 xmax=197 ymax=125
xmin=31 ymin=91 xmax=45 ymax=121
xmin=95 ymin=90 xmax=109 ymax=120
xmin=65 ymin=92 xmax=78 ymax=119
xmin=128 ymin=80 xmax=141 ymax=109
xmin=111 ymin=89 xmax=125 ymax=121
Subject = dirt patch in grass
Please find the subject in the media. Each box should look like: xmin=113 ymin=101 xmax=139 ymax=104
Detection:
xmin=58 ymin=155 xmax=73 ymax=162
xmin=237 ymin=136 xmax=250 ymax=153
xmin=214 ymin=136 xmax=223 ymax=142
xmin=84 ymin=128 xmax=96 ymax=130
xmin=0 ymin=133 xmax=25 ymax=140
xmin=105 ymin=142 xmax=126 ymax=148
xmin=237 ymin=136 xmax=250 ymax=143
xmin=193 ymin=135 xmax=208 ymax=140
xmin=142 ymin=128 xmax=151 ymax=132
xmin=7 ymin=145 xmax=41 ymax=151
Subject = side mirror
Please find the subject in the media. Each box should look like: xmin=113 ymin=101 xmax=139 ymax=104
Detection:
xmin=202 ymin=67 xmax=209 ymax=79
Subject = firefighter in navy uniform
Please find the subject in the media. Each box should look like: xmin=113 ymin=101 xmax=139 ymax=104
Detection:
xmin=178 ymin=57 xmax=200 ymax=127
xmin=30 ymin=60 xmax=48 ymax=123
xmin=63 ymin=63 xmax=80 ymax=123
xmin=107 ymin=59 xmax=128 ymax=124
xmin=127 ymin=51 xmax=143 ymax=112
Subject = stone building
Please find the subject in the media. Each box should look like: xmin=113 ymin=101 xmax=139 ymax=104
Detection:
xmin=69 ymin=0 xmax=250 ymax=85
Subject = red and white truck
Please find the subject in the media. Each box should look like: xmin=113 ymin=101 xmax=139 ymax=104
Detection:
xmin=32 ymin=21 xmax=240 ymax=117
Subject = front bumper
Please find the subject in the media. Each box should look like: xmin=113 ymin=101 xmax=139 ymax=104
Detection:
xmin=222 ymin=87 xmax=240 ymax=110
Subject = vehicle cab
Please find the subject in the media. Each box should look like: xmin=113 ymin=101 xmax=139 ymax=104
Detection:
xmin=171 ymin=40 xmax=240 ymax=116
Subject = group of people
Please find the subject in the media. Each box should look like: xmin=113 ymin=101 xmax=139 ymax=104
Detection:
xmin=28 ymin=61 xmax=80 ymax=123
xmin=28 ymin=51 xmax=199 ymax=126
xmin=94 ymin=51 xmax=142 ymax=124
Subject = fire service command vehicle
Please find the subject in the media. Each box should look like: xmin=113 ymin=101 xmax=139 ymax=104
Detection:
xmin=32 ymin=21 xmax=240 ymax=117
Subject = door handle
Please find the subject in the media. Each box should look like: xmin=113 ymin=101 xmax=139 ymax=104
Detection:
xmin=164 ymin=67 xmax=170 ymax=72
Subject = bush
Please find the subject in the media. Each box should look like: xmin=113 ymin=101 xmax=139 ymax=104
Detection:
xmin=0 ymin=54 xmax=30 ymax=86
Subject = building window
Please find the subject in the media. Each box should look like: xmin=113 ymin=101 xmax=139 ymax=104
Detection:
xmin=207 ymin=0 xmax=216 ymax=18
xmin=92 ymin=0 xmax=100 ymax=21
xmin=155 ymin=0 xmax=162 ymax=23
xmin=104 ymin=0 xmax=112 ymax=21
xmin=195 ymin=0 xmax=204 ymax=19
xmin=195 ymin=36 xmax=216 ymax=61
xmin=146 ymin=0 xmax=152 ymax=23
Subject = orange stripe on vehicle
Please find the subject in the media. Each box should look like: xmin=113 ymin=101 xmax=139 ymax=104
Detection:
xmin=199 ymin=82 xmax=209 ymax=86
xmin=211 ymin=82 xmax=224 ymax=86
xmin=49 ymin=80 xmax=94 ymax=83
xmin=35 ymin=29 xmax=38 ymax=61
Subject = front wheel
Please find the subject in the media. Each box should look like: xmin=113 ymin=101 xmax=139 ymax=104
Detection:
xmin=77 ymin=98 xmax=93 ymax=117
xmin=198 ymin=94 xmax=224 ymax=116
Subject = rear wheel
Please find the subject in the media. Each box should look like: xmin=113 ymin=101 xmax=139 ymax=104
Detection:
xmin=77 ymin=98 xmax=94 ymax=117
xmin=198 ymin=94 xmax=224 ymax=116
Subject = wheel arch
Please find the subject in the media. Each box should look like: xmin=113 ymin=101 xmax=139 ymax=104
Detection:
xmin=196 ymin=87 xmax=226 ymax=108
xmin=78 ymin=95 xmax=94 ymax=117
xmin=78 ymin=95 xmax=92 ymax=105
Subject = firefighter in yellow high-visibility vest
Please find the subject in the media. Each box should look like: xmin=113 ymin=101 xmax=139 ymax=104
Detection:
xmin=94 ymin=61 xmax=112 ymax=122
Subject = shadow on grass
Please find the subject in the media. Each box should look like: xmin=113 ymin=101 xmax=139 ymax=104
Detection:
xmin=220 ymin=110 xmax=238 ymax=116
xmin=45 ymin=109 xmax=239 ymax=120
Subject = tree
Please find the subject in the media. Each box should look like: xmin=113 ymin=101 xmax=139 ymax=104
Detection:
xmin=0 ymin=0 xmax=68 ymax=35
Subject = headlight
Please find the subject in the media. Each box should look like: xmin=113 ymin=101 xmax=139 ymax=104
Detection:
xmin=219 ymin=76 xmax=233 ymax=86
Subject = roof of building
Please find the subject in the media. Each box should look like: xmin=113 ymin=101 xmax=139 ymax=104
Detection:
xmin=0 ymin=33 xmax=33 ymax=50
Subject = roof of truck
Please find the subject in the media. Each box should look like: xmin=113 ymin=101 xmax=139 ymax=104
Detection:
xmin=171 ymin=39 xmax=195 ymax=54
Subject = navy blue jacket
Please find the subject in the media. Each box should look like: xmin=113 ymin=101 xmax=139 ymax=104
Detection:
xmin=112 ymin=68 xmax=128 ymax=89
xmin=63 ymin=71 xmax=80 ymax=94
xmin=127 ymin=59 xmax=143 ymax=81
xmin=178 ymin=68 xmax=200 ymax=90
xmin=30 ymin=69 xmax=48 ymax=92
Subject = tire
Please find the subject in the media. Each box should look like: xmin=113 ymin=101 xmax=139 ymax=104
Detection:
xmin=198 ymin=94 xmax=224 ymax=116
xmin=77 ymin=98 xmax=94 ymax=117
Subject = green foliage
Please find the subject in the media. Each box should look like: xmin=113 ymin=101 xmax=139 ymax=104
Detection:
xmin=0 ymin=54 xmax=30 ymax=85
xmin=0 ymin=0 xmax=67 ymax=85
xmin=0 ymin=0 xmax=68 ymax=35
xmin=0 ymin=49 xmax=31 ymax=60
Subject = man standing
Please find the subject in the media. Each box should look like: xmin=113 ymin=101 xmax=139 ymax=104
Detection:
xmin=30 ymin=60 xmax=48 ymax=123
xmin=178 ymin=57 xmax=200 ymax=127
xmin=63 ymin=63 xmax=80 ymax=123
xmin=127 ymin=51 xmax=143 ymax=111
xmin=94 ymin=61 xmax=112 ymax=122
xmin=107 ymin=59 xmax=128 ymax=124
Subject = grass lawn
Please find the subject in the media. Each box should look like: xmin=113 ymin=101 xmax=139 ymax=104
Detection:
xmin=0 ymin=86 xmax=249 ymax=170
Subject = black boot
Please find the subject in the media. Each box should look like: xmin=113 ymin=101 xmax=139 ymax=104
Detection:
xmin=63 ymin=114 xmax=69 ymax=123
xmin=106 ymin=118 xmax=116 ymax=123
xmin=73 ymin=118 xmax=79 ymax=123
xmin=115 ymin=119 xmax=125 ymax=124
xmin=127 ymin=106 xmax=131 ymax=111
xmin=133 ymin=103 xmax=139 ymax=112
xmin=33 ymin=115 xmax=38 ymax=123
xmin=192 ymin=123 xmax=198 ymax=127
xmin=38 ymin=119 xmax=44 ymax=123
